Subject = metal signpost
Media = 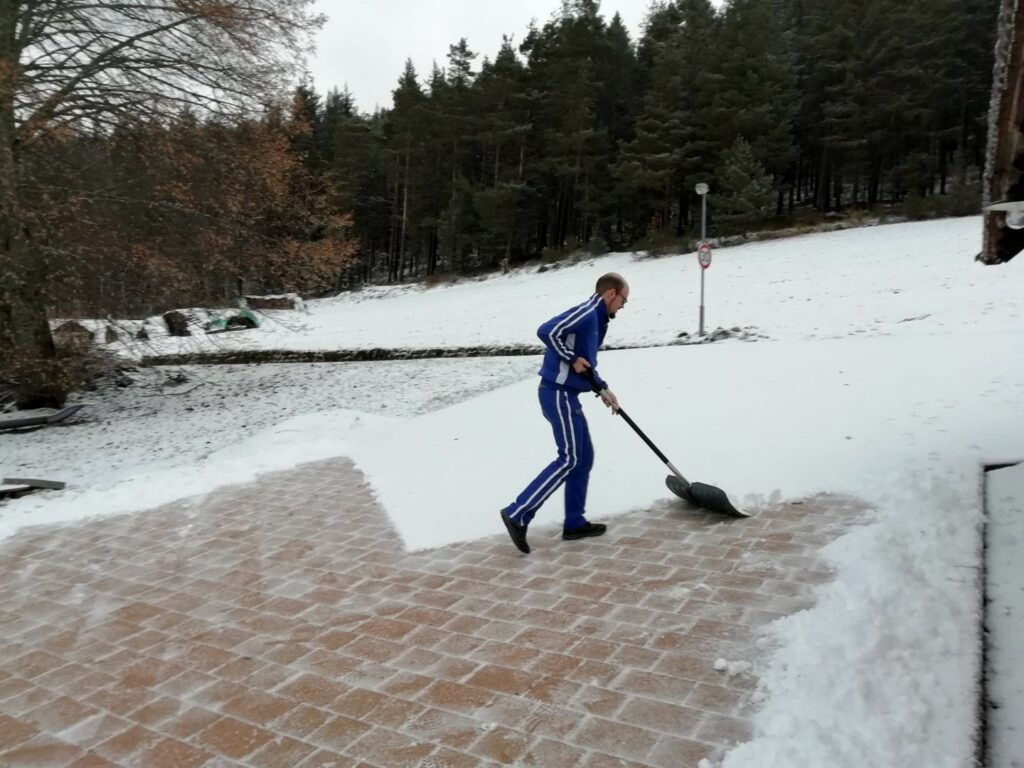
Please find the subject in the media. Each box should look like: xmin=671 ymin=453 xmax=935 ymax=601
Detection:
xmin=695 ymin=183 xmax=711 ymax=336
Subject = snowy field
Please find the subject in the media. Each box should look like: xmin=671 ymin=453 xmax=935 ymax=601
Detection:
xmin=1 ymin=215 xmax=1022 ymax=767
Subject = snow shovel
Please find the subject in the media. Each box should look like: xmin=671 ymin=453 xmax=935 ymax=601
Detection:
xmin=585 ymin=372 xmax=747 ymax=518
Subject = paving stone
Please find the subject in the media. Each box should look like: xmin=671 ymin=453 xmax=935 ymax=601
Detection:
xmin=0 ymin=457 xmax=862 ymax=767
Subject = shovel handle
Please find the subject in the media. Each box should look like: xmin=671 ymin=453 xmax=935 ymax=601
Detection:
xmin=614 ymin=407 xmax=673 ymax=466
xmin=581 ymin=370 xmax=674 ymax=468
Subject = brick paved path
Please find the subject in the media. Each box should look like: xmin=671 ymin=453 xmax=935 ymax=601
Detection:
xmin=0 ymin=458 xmax=863 ymax=767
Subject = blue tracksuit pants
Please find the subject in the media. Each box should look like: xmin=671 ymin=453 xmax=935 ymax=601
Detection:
xmin=505 ymin=382 xmax=593 ymax=530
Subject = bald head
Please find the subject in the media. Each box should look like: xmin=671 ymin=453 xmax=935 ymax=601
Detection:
xmin=595 ymin=273 xmax=627 ymax=295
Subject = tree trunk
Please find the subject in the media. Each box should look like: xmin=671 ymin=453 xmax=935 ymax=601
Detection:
xmin=795 ymin=156 xmax=803 ymax=205
xmin=427 ymin=223 xmax=437 ymax=275
xmin=0 ymin=6 xmax=63 ymax=407
xmin=675 ymin=185 xmax=685 ymax=236
xmin=0 ymin=217 xmax=60 ymax=406
xmin=399 ymin=144 xmax=410 ymax=282
xmin=387 ymin=167 xmax=399 ymax=282
xmin=817 ymin=147 xmax=831 ymax=213
xmin=938 ymin=139 xmax=948 ymax=195
xmin=808 ymin=157 xmax=816 ymax=205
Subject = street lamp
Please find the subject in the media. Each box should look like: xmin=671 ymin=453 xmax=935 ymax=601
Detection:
xmin=695 ymin=183 xmax=709 ymax=336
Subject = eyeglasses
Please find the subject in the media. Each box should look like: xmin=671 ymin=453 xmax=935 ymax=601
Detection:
xmin=618 ymin=294 xmax=628 ymax=306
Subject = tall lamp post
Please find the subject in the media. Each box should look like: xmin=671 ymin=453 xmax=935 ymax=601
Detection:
xmin=695 ymin=183 xmax=710 ymax=336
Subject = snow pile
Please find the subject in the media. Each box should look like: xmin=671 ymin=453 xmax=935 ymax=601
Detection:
xmin=723 ymin=471 xmax=982 ymax=767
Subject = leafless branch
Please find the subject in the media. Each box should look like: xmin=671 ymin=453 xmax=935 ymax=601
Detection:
xmin=12 ymin=0 xmax=324 ymax=141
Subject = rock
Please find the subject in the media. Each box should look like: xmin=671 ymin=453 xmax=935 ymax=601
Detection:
xmin=52 ymin=321 xmax=93 ymax=353
xmin=244 ymin=294 xmax=301 ymax=310
xmin=163 ymin=310 xmax=191 ymax=336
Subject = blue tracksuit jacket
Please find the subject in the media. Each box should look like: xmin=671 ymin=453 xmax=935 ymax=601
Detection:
xmin=536 ymin=294 xmax=610 ymax=392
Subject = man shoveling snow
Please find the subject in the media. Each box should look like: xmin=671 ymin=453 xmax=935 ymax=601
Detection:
xmin=499 ymin=272 xmax=630 ymax=554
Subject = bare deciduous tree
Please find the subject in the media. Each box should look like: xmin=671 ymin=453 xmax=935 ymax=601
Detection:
xmin=0 ymin=0 xmax=323 ymax=406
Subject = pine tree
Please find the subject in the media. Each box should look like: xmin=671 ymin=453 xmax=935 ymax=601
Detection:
xmin=712 ymin=0 xmax=798 ymax=195
xmin=716 ymin=137 xmax=775 ymax=230
xmin=474 ymin=38 xmax=532 ymax=270
xmin=384 ymin=60 xmax=427 ymax=282
xmin=796 ymin=0 xmax=867 ymax=210
xmin=416 ymin=62 xmax=453 ymax=275
xmin=615 ymin=34 xmax=688 ymax=234
xmin=320 ymin=86 xmax=357 ymax=167
xmin=520 ymin=0 xmax=615 ymax=250
xmin=599 ymin=12 xmax=643 ymax=246
xmin=636 ymin=2 xmax=685 ymax=81
xmin=437 ymin=39 xmax=481 ymax=272
xmin=618 ymin=0 xmax=718 ymax=238
xmin=329 ymin=110 xmax=389 ymax=285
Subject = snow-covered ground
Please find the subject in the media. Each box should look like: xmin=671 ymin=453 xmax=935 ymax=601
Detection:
xmin=1 ymin=215 xmax=1022 ymax=766
xmin=0 ymin=355 xmax=538 ymax=533
xmin=115 ymin=215 xmax=1018 ymax=356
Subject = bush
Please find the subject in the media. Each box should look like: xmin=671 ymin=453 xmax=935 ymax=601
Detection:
xmin=901 ymin=194 xmax=934 ymax=220
xmin=540 ymin=246 xmax=579 ymax=265
xmin=582 ymin=235 xmax=609 ymax=256
xmin=900 ymin=182 xmax=981 ymax=220
xmin=423 ymin=272 xmax=458 ymax=288
xmin=945 ymin=180 xmax=983 ymax=217
xmin=633 ymin=230 xmax=693 ymax=258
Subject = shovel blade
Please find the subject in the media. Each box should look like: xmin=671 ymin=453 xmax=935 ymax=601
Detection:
xmin=689 ymin=481 xmax=748 ymax=517
xmin=666 ymin=476 xmax=748 ymax=518
xmin=665 ymin=474 xmax=698 ymax=504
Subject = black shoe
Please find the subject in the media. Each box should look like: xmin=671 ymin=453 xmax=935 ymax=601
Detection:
xmin=500 ymin=509 xmax=530 ymax=554
xmin=562 ymin=521 xmax=607 ymax=540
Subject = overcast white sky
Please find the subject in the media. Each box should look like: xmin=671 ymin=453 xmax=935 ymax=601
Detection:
xmin=308 ymin=1 xmax=655 ymax=113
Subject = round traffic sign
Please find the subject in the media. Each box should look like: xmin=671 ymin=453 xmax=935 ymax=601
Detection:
xmin=697 ymin=242 xmax=712 ymax=269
